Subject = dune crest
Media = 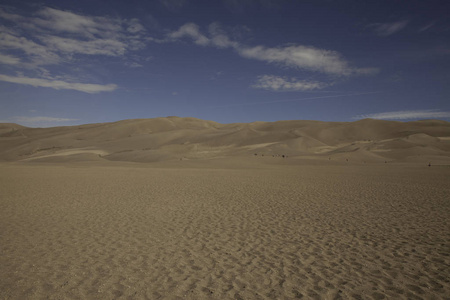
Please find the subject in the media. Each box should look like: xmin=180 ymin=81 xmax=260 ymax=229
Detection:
xmin=1 ymin=117 xmax=450 ymax=163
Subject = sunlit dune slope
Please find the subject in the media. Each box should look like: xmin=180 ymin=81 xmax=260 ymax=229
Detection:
xmin=1 ymin=117 xmax=450 ymax=163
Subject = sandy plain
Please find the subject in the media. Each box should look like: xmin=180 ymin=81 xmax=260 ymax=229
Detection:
xmin=1 ymin=117 xmax=450 ymax=299
xmin=1 ymin=159 xmax=449 ymax=300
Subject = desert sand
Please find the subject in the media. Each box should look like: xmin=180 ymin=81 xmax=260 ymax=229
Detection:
xmin=1 ymin=117 xmax=450 ymax=299
xmin=1 ymin=117 xmax=450 ymax=165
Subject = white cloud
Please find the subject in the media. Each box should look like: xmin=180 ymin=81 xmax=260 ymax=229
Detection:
xmin=354 ymin=109 xmax=450 ymax=120
xmin=0 ymin=7 xmax=147 ymax=62
xmin=40 ymin=36 xmax=127 ymax=56
xmin=0 ymin=31 xmax=61 ymax=65
xmin=239 ymin=45 xmax=377 ymax=76
xmin=0 ymin=53 xmax=20 ymax=64
xmin=35 ymin=7 xmax=124 ymax=39
xmin=252 ymin=75 xmax=329 ymax=91
xmin=0 ymin=74 xmax=117 ymax=93
xmin=0 ymin=6 xmax=150 ymax=91
xmin=168 ymin=23 xmax=210 ymax=46
xmin=169 ymin=23 xmax=377 ymax=76
xmin=0 ymin=8 xmax=21 ymax=22
xmin=208 ymin=23 xmax=240 ymax=48
xmin=370 ymin=20 xmax=409 ymax=36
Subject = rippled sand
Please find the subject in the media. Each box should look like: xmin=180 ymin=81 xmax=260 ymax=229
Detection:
xmin=1 ymin=161 xmax=449 ymax=299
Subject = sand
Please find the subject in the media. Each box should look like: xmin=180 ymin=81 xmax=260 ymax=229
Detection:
xmin=1 ymin=160 xmax=449 ymax=299
xmin=1 ymin=117 xmax=450 ymax=299
xmin=2 ymin=117 xmax=450 ymax=164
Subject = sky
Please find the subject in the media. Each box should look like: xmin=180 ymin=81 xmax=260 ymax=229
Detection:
xmin=1 ymin=0 xmax=450 ymax=127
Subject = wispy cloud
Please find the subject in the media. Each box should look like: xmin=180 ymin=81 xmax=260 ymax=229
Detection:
xmin=208 ymin=23 xmax=241 ymax=49
xmin=370 ymin=20 xmax=409 ymax=36
xmin=252 ymin=75 xmax=329 ymax=91
xmin=40 ymin=36 xmax=128 ymax=56
xmin=354 ymin=109 xmax=450 ymax=120
xmin=418 ymin=21 xmax=436 ymax=33
xmin=169 ymin=23 xmax=210 ymax=46
xmin=0 ymin=53 xmax=20 ymax=65
xmin=0 ymin=30 xmax=61 ymax=65
xmin=168 ymin=23 xmax=378 ymax=76
xmin=33 ymin=8 xmax=125 ymax=36
xmin=0 ymin=6 xmax=149 ymax=92
xmin=0 ymin=7 xmax=147 ymax=65
xmin=0 ymin=74 xmax=117 ymax=93
xmin=239 ymin=45 xmax=377 ymax=76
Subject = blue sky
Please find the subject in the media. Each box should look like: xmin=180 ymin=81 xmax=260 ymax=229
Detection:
xmin=1 ymin=0 xmax=449 ymax=127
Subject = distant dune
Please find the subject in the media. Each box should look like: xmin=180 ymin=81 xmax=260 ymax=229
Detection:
xmin=1 ymin=117 xmax=450 ymax=164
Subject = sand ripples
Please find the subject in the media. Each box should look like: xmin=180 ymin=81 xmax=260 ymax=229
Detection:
xmin=1 ymin=163 xmax=449 ymax=299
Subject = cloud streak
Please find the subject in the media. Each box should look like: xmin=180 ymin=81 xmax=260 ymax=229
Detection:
xmin=418 ymin=21 xmax=436 ymax=33
xmin=169 ymin=23 xmax=377 ymax=76
xmin=370 ymin=20 xmax=409 ymax=36
xmin=0 ymin=74 xmax=117 ymax=93
xmin=252 ymin=75 xmax=329 ymax=91
xmin=354 ymin=109 xmax=450 ymax=120
xmin=41 ymin=36 xmax=128 ymax=56
xmin=0 ymin=53 xmax=20 ymax=65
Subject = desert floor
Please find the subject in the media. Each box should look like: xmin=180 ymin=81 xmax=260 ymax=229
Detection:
xmin=1 ymin=159 xmax=449 ymax=299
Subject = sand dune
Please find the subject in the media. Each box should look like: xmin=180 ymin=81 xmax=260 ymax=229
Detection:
xmin=1 ymin=117 xmax=450 ymax=164
xmin=1 ymin=117 xmax=450 ymax=299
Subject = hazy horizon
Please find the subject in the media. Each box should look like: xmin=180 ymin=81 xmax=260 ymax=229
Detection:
xmin=2 ymin=115 xmax=450 ymax=129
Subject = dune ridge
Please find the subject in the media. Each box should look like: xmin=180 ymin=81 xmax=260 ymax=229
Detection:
xmin=1 ymin=117 xmax=450 ymax=164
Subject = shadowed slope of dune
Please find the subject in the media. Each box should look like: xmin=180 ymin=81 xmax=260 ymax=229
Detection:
xmin=1 ymin=117 xmax=450 ymax=163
